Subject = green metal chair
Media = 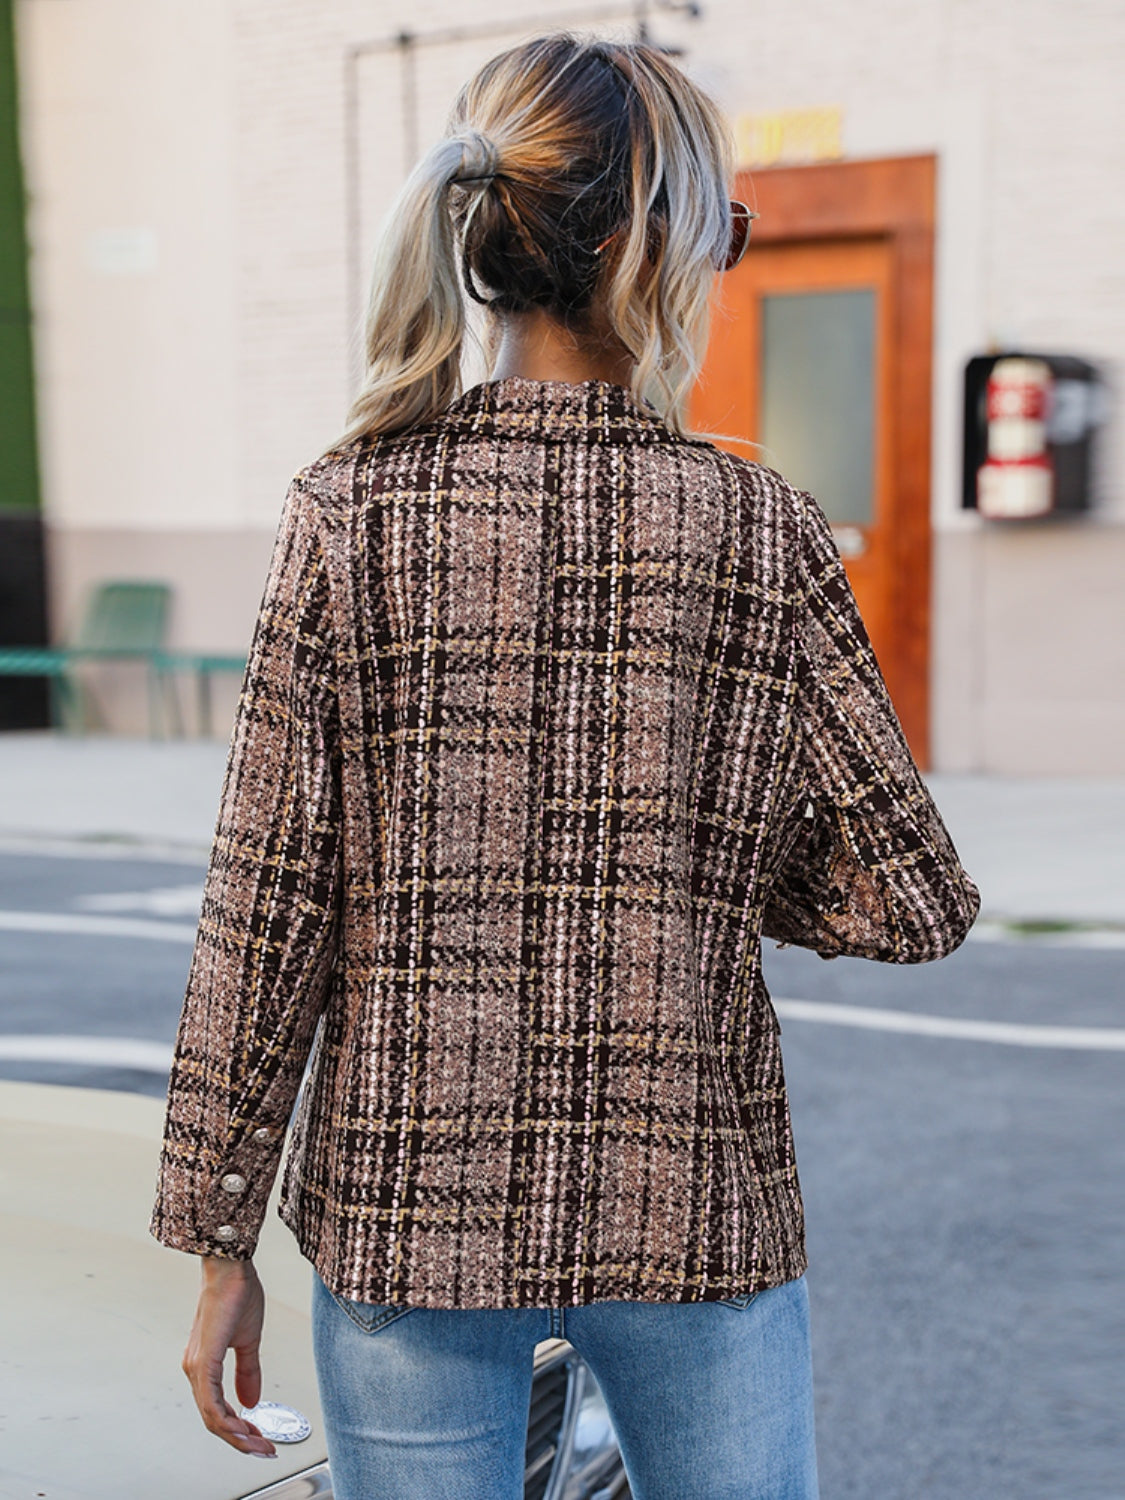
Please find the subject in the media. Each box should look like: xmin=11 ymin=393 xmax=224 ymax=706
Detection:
xmin=154 ymin=649 xmax=248 ymax=737
xmin=0 ymin=580 xmax=171 ymax=734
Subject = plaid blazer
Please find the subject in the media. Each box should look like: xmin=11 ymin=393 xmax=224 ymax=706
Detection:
xmin=151 ymin=376 xmax=979 ymax=1307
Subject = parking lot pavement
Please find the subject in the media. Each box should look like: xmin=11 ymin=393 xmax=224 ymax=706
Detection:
xmin=0 ymin=847 xmax=198 ymax=1096
xmin=764 ymin=941 xmax=1124 ymax=1500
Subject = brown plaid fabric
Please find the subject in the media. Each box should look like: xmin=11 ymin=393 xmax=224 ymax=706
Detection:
xmin=151 ymin=376 xmax=979 ymax=1307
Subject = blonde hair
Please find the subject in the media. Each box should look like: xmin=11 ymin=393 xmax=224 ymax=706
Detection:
xmin=342 ymin=34 xmax=734 ymax=442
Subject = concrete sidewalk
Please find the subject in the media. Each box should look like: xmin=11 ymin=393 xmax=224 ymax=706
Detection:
xmin=0 ymin=732 xmax=1123 ymax=927
xmin=0 ymin=733 xmax=227 ymax=853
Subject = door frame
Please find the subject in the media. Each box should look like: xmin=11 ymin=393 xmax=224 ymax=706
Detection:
xmin=714 ymin=154 xmax=936 ymax=765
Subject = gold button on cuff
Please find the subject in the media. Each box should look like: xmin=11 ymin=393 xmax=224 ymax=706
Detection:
xmin=214 ymin=1224 xmax=237 ymax=1242
xmin=252 ymin=1127 xmax=272 ymax=1144
xmin=220 ymin=1173 xmax=248 ymax=1195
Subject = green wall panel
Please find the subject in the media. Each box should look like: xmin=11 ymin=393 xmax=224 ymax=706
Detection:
xmin=0 ymin=0 xmax=41 ymax=515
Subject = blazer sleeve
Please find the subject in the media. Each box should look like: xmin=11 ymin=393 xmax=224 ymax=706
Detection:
xmin=762 ymin=492 xmax=980 ymax=963
xmin=150 ymin=472 xmax=342 ymax=1259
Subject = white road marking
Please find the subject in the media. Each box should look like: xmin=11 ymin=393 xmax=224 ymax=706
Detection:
xmin=77 ymin=884 xmax=204 ymax=918
xmin=5 ymin=906 xmax=1122 ymax=952
xmin=3 ymin=1003 xmax=1122 ymax=1086
xmin=0 ymin=910 xmax=196 ymax=943
xmin=0 ymin=835 xmax=207 ymax=865
xmin=774 ymin=998 xmax=1125 ymax=1051
xmin=0 ymin=1035 xmax=173 ymax=1073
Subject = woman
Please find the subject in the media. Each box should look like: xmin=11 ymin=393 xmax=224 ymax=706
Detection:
xmin=152 ymin=33 xmax=979 ymax=1500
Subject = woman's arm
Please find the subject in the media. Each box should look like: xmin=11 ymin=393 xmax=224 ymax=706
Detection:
xmin=149 ymin=470 xmax=343 ymax=1445
xmin=762 ymin=492 xmax=979 ymax=963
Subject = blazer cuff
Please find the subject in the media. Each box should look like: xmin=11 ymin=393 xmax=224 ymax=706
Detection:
xmin=150 ymin=1119 xmax=288 ymax=1259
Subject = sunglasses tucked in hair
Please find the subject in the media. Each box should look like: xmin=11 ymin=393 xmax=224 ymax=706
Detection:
xmin=723 ymin=201 xmax=757 ymax=270
xmin=595 ymin=200 xmax=757 ymax=271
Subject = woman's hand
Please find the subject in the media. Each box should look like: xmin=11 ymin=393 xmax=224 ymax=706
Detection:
xmin=182 ymin=1256 xmax=278 ymax=1459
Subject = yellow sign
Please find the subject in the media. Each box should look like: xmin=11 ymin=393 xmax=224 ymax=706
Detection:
xmin=733 ymin=108 xmax=844 ymax=169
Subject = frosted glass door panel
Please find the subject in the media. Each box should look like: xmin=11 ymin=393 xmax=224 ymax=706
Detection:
xmin=760 ymin=289 xmax=876 ymax=525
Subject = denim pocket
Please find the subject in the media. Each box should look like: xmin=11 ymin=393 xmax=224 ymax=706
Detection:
xmin=718 ymin=1291 xmax=761 ymax=1310
xmin=327 ymin=1289 xmax=416 ymax=1334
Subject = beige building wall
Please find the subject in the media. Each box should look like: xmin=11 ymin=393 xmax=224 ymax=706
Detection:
xmin=15 ymin=0 xmax=1125 ymax=767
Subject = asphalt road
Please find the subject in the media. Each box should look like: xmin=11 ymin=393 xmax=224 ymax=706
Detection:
xmin=1 ymin=846 xmax=1121 ymax=1500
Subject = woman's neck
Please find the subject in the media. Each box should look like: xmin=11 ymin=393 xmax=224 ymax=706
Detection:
xmin=489 ymin=308 xmax=635 ymax=388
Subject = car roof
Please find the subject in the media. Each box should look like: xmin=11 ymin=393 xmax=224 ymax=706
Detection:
xmin=1 ymin=1081 xmax=327 ymax=1499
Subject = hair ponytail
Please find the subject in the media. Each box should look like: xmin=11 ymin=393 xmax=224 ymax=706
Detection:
xmin=341 ymin=132 xmax=497 ymax=442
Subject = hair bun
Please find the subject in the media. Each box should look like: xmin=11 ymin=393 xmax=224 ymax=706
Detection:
xmin=452 ymin=129 xmax=500 ymax=184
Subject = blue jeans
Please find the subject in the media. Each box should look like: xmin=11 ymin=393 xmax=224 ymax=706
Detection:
xmin=311 ymin=1272 xmax=819 ymax=1500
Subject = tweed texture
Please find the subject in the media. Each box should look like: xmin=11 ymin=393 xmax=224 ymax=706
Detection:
xmin=151 ymin=376 xmax=979 ymax=1307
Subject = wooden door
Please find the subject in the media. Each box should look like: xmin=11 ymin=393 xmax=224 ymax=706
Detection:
xmin=693 ymin=156 xmax=935 ymax=764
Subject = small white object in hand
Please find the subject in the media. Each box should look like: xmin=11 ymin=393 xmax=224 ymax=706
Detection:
xmin=240 ymin=1401 xmax=312 ymax=1443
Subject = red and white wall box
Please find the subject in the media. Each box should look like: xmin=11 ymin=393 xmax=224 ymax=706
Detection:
xmin=962 ymin=353 xmax=1106 ymax=520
